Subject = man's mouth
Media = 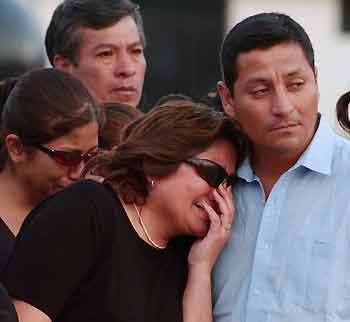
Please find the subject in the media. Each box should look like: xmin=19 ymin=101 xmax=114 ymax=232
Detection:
xmin=113 ymin=86 xmax=136 ymax=95
xmin=270 ymin=121 xmax=300 ymax=131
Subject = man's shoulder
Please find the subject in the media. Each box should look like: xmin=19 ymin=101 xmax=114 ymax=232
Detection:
xmin=332 ymin=132 xmax=350 ymax=166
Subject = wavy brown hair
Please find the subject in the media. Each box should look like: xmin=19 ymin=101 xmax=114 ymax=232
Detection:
xmin=99 ymin=102 xmax=142 ymax=150
xmin=84 ymin=98 xmax=249 ymax=204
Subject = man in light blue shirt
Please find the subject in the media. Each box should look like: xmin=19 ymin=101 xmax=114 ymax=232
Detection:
xmin=214 ymin=12 xmax=350 ymax=322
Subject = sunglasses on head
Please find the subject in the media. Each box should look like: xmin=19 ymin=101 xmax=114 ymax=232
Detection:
xmin=184 ymin=158 xmax=235 ymax=188
xmin=34 ymin=144 xmax=98 ymax=167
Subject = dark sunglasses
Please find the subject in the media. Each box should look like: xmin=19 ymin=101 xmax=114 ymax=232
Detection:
xmin=35 ymin=144 xmax=98 ymax=167
xmin=184 ymin=158 xmax=235 ymax=188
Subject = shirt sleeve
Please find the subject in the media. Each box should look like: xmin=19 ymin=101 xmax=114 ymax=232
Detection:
xmin=1 ymin=180 xmax=115 ymax=320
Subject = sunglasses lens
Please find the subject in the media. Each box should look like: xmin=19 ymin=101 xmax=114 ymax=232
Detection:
xmin=52 ymin=151 xmax=82 ymax=167
xmin=195 ymin=160 xmax=226 ymax=188
xmin=225 ymin=176 xmax=236 ymax=187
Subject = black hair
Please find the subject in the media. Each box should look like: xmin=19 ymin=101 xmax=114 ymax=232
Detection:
xmin=221 ymin=12 xmax=315 ymax=94
xmin=45 ymin=0 xmax=145 ymax=66
xmin=336 ymin=91 xmax=350 ymax=132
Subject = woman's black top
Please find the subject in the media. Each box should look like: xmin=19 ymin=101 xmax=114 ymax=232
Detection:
xmin=0 ymin=217 xmax=15 ymax=272
xmin=0 ymin=283 xmax=18 ymax=322
xmin=2 ymin=180 xmax=192 ymax=322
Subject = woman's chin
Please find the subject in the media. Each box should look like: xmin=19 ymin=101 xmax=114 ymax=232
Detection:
xmin=192 ymin=222 xmax=210 ymax=238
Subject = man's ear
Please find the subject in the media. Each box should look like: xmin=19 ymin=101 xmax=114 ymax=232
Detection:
xmin=53 ymin=54 xmax=75 ymax=73
xmin=5 ymin=134 xmax=27 ymax=163
xmin=217 ymin=81 xmax=236 ymax=118
xmin=313 ymin=67 xmax=320 ymax=103
xmin=314 ymin=66 xmax=318 ymax=83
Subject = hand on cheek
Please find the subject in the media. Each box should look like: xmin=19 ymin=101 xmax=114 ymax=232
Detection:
xmin=187 ymin=184 xmax=234 ymax=271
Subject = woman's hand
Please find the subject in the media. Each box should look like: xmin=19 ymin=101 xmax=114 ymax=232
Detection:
xmin=183 ymin=184 xmax=234 ymax=322
xmin=187 ymin=183 xmax=234 ymax=273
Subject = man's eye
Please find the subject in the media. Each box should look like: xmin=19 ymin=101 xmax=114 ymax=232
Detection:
xmin=288 ymin=81 xmax=304 ymax=90
xmin=132 ymin=47 xmax=143 ymax=55
xmin=251 ymin=88 xmax=269 ymax=97
xmin=97 ymin=51 xmax=113 ymax=58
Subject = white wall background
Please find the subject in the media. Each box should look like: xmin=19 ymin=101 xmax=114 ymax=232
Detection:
xmin=11 ymin=0 xmax=350 ymax=131
xmin=15 ymin=0 xmax=61 ymax=66
xmin=225 ymin=0 xmax=350 ymax=130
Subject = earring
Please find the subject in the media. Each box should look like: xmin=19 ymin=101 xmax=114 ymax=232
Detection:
xmin=151 ymin=179 xmax=155 ymax=187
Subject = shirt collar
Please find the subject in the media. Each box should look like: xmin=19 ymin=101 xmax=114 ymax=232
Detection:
xmin=237 ymin=115 xmax=335 ymax=181
xmin=236 ymin=157 xmax=256 ymax=182
xmin=293 ymin=116 xmax=334 ymax=175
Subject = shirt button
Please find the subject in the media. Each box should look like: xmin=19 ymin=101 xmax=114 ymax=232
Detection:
xmin=252 ymin=288 xmax=261 ymax=296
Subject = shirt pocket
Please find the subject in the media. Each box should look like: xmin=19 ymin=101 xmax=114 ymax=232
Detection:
xmin=333 ymin=245 xmax=350 ymax=319
xmin=303 ymin=240 xmax=334 ymax=312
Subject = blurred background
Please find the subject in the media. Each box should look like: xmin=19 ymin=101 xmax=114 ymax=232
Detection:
xmin=2 ymin=0 xmax=350 ymax=128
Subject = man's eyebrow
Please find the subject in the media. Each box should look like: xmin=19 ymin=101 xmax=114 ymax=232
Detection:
xmin=92 ymin=41 xmax=144 ymax=51
xmin=129 ymin=41 xmax=144 ymax=47
xmin=244 ymin=68 xmax=308 ymax=85
xmin=244 ymin=76 xmax=270 ymax=85
xmin=285 ymin=68 xmax=307 ymax=77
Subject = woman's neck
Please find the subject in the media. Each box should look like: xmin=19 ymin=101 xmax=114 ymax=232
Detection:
xmin=121 ymin=199 xmax=170 ymax=249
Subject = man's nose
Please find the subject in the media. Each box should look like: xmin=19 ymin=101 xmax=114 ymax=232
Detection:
xmin=113 ymin=51 xmax=136 ymax=78
xmin=271 ymin=87 xmax=294 ymax=116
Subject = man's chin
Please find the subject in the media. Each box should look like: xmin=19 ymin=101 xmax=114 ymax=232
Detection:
xmin=104 ymin=93 xmax=139 ymax=108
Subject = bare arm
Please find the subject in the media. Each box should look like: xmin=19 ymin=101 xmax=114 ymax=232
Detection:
xmin=13 ymin=300 xmax=51 ymax=322
xmin=183 ymin=264 xmax=213 ymax=322
xmin=183 ymin=184 xmax=234 ymax=322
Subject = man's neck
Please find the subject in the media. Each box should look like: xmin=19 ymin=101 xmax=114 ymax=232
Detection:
xmin=252 ymin=148 xmax=303 ymax=199
xmin=251 ymin=115 xmax=320 ymax=198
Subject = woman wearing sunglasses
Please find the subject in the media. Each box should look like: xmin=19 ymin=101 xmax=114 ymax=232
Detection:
xmin=0 ymin=68 xmax=102 ymax=273
xmin=2 ymin=98 xmax=248 ymax=322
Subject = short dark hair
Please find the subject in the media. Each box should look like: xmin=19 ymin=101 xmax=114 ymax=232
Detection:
xmin=221 ymin=12 xmax=315 ymax=94
xmin=45 ymin=0 xmax=146 ymax=66
xmin=84 ymin=98 xmax=250 ymax=204
xmin=0 ymin=68 xmax=103 ymax=170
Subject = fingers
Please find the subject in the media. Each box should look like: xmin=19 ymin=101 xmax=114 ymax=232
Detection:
xmin=200 ymin=202 xmax=221 ymax=229
xmin=212 ymin=184 xmax=234 ymax=233
xmin=199 ymin=188 xmax=234 ymax=238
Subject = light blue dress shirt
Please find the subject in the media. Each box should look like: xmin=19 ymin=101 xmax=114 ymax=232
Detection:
xmin=213 ymin=117 xmax=350 ymax=322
